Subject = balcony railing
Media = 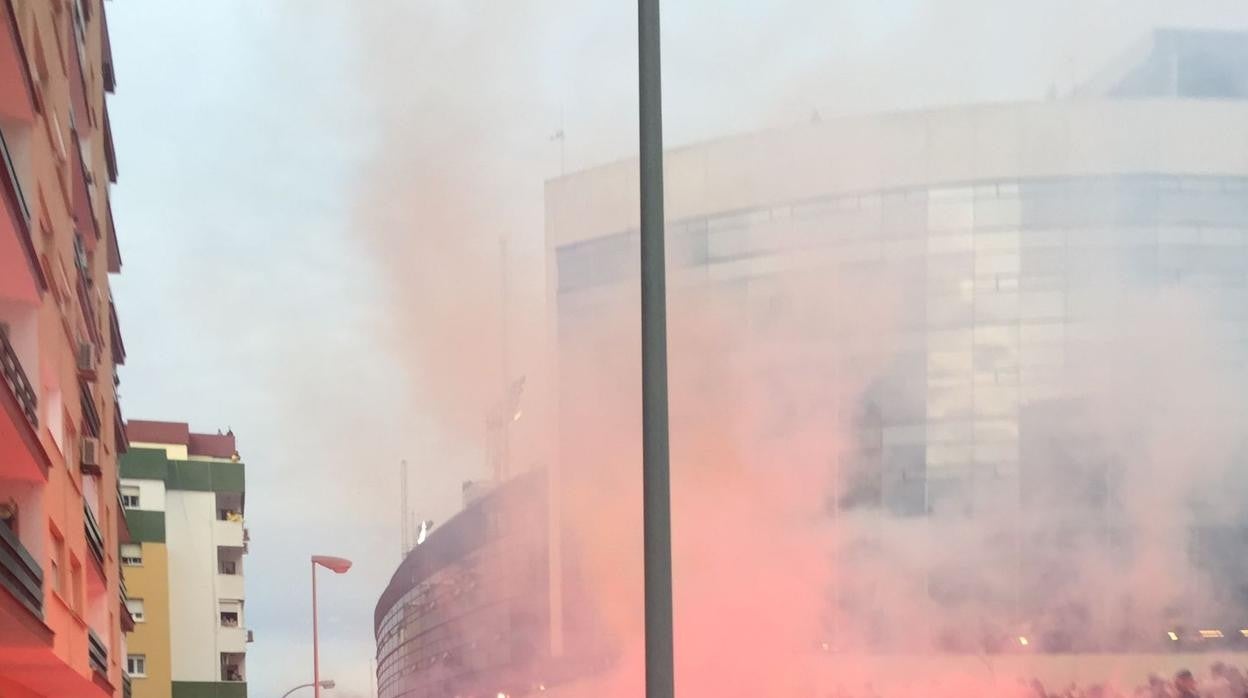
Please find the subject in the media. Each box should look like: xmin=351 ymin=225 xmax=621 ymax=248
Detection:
xmin=122 ymin=672 xmax=132 ymax=698
xmin=87 ymin=628 xmax=107 ymax=676
xmin=0 ymin=522 xmax=43 ymax=619
xmin=0 ymin=325 xmax=37 ymax=429
xmin=84 ymin=503 xmax=104 ymax=567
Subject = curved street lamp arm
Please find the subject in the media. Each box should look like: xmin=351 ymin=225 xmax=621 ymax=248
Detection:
xmin=280 ymin=684 xmax=314 ymax=698
xmin=280 ymin=682 xmax=329 ymax=698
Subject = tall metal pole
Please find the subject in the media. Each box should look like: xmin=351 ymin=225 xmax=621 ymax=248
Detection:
xmin=400 ymin=460 xmax=409 ymax=558
xmin=638 ymin=0 xmax=675 ymax=696
xmin=500 ymin=236 xmax=510 ymax=480
xmin=312 ymin=561 xmax=321 ymax=698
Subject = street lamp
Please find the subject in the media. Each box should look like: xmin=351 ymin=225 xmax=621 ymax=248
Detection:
xmin=311 ymin=555 xmax=352 ymax=698
xmin=280 ymin=680 xmax=335 ymax=698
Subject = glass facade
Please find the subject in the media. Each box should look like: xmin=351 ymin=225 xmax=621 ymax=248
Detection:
xmin=555 ymin=173 xmax=1248 ymax=653
xmin=374 ymin=474 xmax=550 ymax=698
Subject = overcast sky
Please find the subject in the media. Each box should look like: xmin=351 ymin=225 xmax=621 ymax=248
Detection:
xmin=105 ymin=1 xmax=1248 ymax=696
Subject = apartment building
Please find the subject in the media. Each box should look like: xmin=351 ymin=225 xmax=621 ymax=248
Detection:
xmin=0 ymin=1 xmax=131 ymax=698
xmin=121 ymin=420 xmax=249 ymax=698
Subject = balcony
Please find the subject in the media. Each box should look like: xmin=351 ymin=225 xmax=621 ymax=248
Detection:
xmin=0 ymin=1 xmax=37 ymax=301
xmin=70 ymin=120 xmax=100 ymax=252
xmin=68 ymin=8 xmax=90 ymax=135
xmin=0 ymin=520 xmax=42 ymax=622
xmin=122 ymin=672 xmax=132 ymax=698
xmin=0 ymin=0 xmax=35 ymax=122
xmin=119 ymin=592 xmax=134 ymax=632
xmin=0 ymin=127 xmax=40 ymax=307
xmin=218 ymin=624 xmax=248 ymax=653
xmin=75 ymin=260 xmax=102 ymax=346
xmin=0 ymin=324 xmax=48 ymax=480
xmin=113 ymin=396 xmax=128 ymax=457
xmin=109 ymin=300 xmax=126 ymax=366
xmin=216 ymin=572 xmax=245 ymax=600
xmin=214 ymin=518 xmax=244 ymax=548
xmin=103 ymin=106 xmax=117 ymax=183
xmin=220 ymin=652 xmax=246 ymax=683
xmin=80 ymin=378 xmax=101 ymax=438
xmin=100 ymin=3 xmax=115 ymax=94
xmin=84 ymin=503 xmax=105 ymax=569
xmin=116 ymin=482 xmax=131 ymax=543
xmin=87 ymin=628 xmax=108 ymax=677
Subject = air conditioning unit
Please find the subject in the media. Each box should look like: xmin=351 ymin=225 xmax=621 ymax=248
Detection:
xmin=76 ymin=340 xmax=97 ymax=378
xmin=81 ymin=436 xmax=100 ymax=474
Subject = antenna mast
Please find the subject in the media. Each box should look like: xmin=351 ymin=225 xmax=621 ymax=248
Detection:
xmin=400 ymin=460 xmax=409 ymax=558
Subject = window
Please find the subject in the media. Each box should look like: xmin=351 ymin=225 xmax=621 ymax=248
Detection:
xmin=70 ymin=558 xmax=83 ymax=614
xmin=49 ymin=528 xmax=65 ymax=596
xmin=120 ymin=486 xmax=140 ymax=509
xmin=218 ymin=560 xmax=237 ymax=575
xmin=127 ymin=654 xmax=146 ymax=677
xmin=219 ymin=600 xmax=241 ymax=627
xmin=220 ymin=653 xmax=245 ymax=682
xmin=126 ymin=598 xmax=145 ymax=622
xmin=120 ymin=543 xmax=142 ymax=566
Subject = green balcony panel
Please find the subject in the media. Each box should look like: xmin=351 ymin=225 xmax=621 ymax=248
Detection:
xmin=172 ymin=682 xmax=247 ymax=698
xmin=120 ymin=448 xmax=245 ymax=494
xmin=124 ymin=510 xmax=165 ymax=543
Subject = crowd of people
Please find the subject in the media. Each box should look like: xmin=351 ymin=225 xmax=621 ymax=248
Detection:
xmin=1026 ymin=662 xmax=1248 ymax=698
xmin=813 ymin=662 xmax=1248 ymax=698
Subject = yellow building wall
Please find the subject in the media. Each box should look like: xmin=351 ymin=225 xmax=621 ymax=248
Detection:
xmin=123 ymin=543 xmax=172 ymax=698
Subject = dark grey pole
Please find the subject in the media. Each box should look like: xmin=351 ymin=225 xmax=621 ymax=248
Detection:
xmin=638 ymin=0 xmax=675 ymax=696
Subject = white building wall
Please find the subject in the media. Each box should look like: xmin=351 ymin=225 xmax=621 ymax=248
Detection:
xmin=120 ymin=478 xmax=166 ymax=512
xmin=166 ymin=488 xmax=219 ymax=682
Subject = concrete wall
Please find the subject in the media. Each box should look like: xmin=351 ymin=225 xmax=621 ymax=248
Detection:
xmin=166 ymin=489 xmax=218 ymax=682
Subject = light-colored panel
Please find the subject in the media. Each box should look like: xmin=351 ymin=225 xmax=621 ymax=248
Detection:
xmin=216 ymin=573 xmax=246 ymax=601
xmin=166 ymin=490 xmax=219 ymax=682
xmin=212 ymin=519 xmax=244 ymax=549
xmin=217 ymin=625 xmax=248 ymax=654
